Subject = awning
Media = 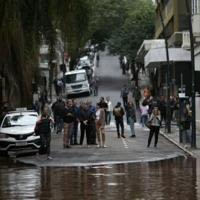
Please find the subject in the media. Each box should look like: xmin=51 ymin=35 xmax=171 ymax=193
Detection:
xmin=145 ymin=47 xmax=191 ymax=68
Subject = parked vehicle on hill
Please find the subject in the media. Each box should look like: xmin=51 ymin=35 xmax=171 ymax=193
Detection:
xmin=64 ymin=70 xmax=90 ymax=96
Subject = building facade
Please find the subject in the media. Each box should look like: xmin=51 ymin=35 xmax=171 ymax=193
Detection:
xmin=192 ymin=0 xmax=200 ymax=71
xmin=155 ymin=0 xmax=189 ymax=40
xmin=148 ymin=0 xmax=192 ymax=97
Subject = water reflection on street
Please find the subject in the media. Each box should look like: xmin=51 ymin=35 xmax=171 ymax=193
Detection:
xmin=0 ymin=157 xmax=199 ymax=200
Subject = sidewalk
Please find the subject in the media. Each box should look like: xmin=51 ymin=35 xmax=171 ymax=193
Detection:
xmin=17 ymin=122 xmax=186 ymax=167
xmin=160 ymin=124 xmax=200 ymax=158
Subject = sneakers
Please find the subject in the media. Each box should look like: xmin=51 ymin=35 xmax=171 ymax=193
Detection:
xmin=131 ymin=135 xmax=136 ymax=138
xmin=121 ymin=135 xmax=126 ymax=138
xmin=97 ymin=144 xmax=107 ymax=148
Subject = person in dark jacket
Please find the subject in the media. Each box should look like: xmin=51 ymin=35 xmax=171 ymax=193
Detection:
xmin=79 ymin=102 xmax=91 ymax=146
xmin=126 ymin=101 xmax=137 ymax=137
xmin=87 ymin=101 xmax=97 ymax=145
xmin=113 ymin=102 xmax=125 ymax=138
xmin=79 ymin=102 xmax=92 ymax=146
xmin=35 ymin=109 xmax=54 ymax=159
xmin=121 ymin=85 xmax=129 ymax=107
xmin=63 ymin=99 xmax=75 ymax=148
xmin=51 ymin=97 xmax=65 ymax=134
xmin=70 ymin=99 xmax=79 ymax=145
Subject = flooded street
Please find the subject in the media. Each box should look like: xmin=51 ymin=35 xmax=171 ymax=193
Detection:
xmin=0 ymin=157 xmax=200 ymax=200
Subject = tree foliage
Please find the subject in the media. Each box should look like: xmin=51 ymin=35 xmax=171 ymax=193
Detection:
xmin=0 ymin=0 xmax=91 ymax=107
xmin=90 ymin=0 xmax=155 ymax=60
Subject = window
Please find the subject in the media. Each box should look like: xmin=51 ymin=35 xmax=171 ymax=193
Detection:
xmin=2 ymin=115 xmax=38 ymax=128
xmin=65 ymin=73 xmax=86 ymax=84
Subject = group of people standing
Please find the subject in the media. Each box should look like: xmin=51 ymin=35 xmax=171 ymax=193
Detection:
xmin=34 ymin=96 xmax=115 ymax=159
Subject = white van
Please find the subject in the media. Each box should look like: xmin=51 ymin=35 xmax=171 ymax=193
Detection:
xmin=64 ymin=70 xmax=90 ymax=96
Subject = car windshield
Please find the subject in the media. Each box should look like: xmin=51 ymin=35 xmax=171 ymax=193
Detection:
xmin=2 ymin=114 xmax=38 ymax=128
xmin=65 ymin=73 xmax=86 ymax=83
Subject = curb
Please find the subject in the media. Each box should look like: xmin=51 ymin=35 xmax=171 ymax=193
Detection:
xmin=160 ymin=131 xmax=194 ymax=157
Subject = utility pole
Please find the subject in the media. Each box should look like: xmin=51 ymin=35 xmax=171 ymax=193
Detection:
xmin=156 ymin=0 xmax=171 ymax=133
xmin=185 ymin=0 xmax=196 ymax=148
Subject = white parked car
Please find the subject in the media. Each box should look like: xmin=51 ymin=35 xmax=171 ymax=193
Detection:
xmin=0 ymin=110 xmax=40 ymax=155
xmin=65 ymin=69 xmax=90 ymax=96
xmin=77 ymin=56 xmax=92 ymax=68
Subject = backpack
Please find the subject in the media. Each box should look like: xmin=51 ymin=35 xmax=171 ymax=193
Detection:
xmin=35 ymin=118 xmax=51 ymax=135
xmin=114 ymin=107 xmax=123 ymax=117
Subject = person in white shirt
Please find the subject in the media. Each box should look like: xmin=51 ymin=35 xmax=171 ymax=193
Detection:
xmin=140 ymin=103 xmax=149 ymax=127
xmin=95 ymin=103 xmax=106 ymax=147
xmin=106 ymin=96 xmax=113 ymax=125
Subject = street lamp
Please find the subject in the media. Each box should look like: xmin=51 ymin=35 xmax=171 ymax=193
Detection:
xmin=185 ymin=0 xmax=196 ymax=148
xmin=156 ymin=0 xmax=171 ymax=133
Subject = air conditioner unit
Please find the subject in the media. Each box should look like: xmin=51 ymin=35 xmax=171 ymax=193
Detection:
xmin=182 ymin=31 xmax=190 ymax=50
xmin=168 ymin=32 xmax=183 ymax=47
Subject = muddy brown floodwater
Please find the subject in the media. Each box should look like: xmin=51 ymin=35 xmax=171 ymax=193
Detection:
xmin=0 ymin=157 xmax=200 ymax=200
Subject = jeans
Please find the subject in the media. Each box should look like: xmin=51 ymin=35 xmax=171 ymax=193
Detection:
xmin=122 ymin=96 xmax=128 ymax=107
xmin=106 ymin=111 xmax=111 ymax=125
xmin=181 ymin=129 xmax=191 ymax=144
xmin=141 ymin=115 xmax=148 ymax=127
xmin=115 ymin=119 xmax=124 ymax=137
xmin=55 ymin=115 xmax=63 ymax=133
xmin=70 ymin=120 xmax=78 ymax=144
xmin=128 ymin=117 xmax=135 ymax=136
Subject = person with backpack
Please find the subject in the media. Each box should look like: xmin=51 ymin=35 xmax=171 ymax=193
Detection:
xmin=113 ymin=102 xmax=125 ymax=138
xmin=35 ymin=109 xmax=54 ymax=159
xmin=121 ymin=85 xmax=129 ymax=107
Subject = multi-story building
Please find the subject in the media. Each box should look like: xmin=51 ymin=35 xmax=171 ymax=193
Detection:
xmin=192 ymin=0 xmax=200 ymax=71
xmin=192 ymin=0 xmax=200 ymax=129
xmin=155 ymin=0 xmax=189 ymax=41
xmin=143 ymin=0 xmax=193 ymax=97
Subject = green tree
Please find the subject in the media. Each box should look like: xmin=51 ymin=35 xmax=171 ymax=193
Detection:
xmin=0 ymin=0 xmax=92 ymax=107
xmin=107 ymin=0 xmax=155 ymax=60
